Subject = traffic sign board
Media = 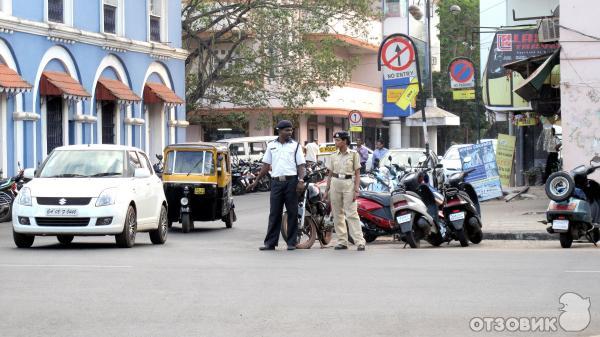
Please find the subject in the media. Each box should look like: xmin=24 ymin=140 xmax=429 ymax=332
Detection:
xmin=449 ymin=58 xmax=475 ymax=89
xmin=452 ymin=89 xmax=475 ymax=100
xmin=380 ymin=36 xmax=417 ymax=81
xmin=396 ymin=78 xmax=420 ymax=110
xmin=348 ymin=110 xmax=363 ymax=127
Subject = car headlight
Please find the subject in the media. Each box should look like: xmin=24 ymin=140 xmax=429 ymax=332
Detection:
xmin=180 ymin=197 xmax=189 ymax=206
xmin=96 ymin=188 xmax=117 ymax=207
xmin=18 ymin=187 xmax=32 ymax=206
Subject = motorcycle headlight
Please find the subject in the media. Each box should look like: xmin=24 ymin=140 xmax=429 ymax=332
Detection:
xmin=18 ymin=187 xmax=32 ymax=206
xmin=96 ymin=188 xmax=117 ymax=207
xmin=180 ymin=197 xmax=189 ymax=206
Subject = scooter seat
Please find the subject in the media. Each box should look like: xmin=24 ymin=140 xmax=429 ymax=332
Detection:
xmin=358 ymin=191 xmax=391 ymax=207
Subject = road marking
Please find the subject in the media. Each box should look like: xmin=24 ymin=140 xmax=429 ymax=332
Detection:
xmin=0 ymin=264 xmax=132 ymax=269
xmin=565 ymin=270 xmax=600 ymax=273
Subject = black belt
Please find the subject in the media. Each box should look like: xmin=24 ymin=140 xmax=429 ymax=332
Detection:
xmin=333 ymin=173 xmax=353 ymax=179
xmin=272 ymin=175 xmax=297 ymax=182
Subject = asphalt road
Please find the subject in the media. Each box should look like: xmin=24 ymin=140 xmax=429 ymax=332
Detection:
xmin=1 ymin=192 xmax=600 ymax=337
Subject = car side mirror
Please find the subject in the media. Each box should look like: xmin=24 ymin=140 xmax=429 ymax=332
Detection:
xmin=134 ymin=168 xmax=151 ymax=178
xmin=23 ymin=168 xmax=35 ymax=180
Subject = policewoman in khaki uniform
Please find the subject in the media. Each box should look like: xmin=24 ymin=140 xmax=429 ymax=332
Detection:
xmin=325 ymin=131 xmax=366 ymax=251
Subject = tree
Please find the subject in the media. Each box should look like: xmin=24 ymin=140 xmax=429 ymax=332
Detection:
xmin=434 ymin=0 xmax=491 ymax=149
xmin=182 ymin=0 xmax=376 ymax=119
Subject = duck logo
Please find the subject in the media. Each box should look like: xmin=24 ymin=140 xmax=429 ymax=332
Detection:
xmin=559 ymin=292 xmax=591 ymax=332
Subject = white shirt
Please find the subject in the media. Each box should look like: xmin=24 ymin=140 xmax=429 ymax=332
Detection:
xmin=305 ymin=142 xmax=319 ymax=162
xmin=262 ymin=139 xmax=306 ymax=177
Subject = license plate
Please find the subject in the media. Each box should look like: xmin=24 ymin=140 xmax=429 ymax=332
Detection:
xmin=553 ymin=219 xmax=569 ymax=230
xmin=396 ymin=213 xmax=411 ymax=224
xmin=194 ymin=188 xmax=205 ymax=195
xmin=449 ymin=212 xmax=465 ymax=221
xmin=46 ymin=208 xmax=78 ymax=216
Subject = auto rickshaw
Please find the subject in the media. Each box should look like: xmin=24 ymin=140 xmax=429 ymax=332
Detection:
xmin=161 ymin=142 xmax=236 ymax=233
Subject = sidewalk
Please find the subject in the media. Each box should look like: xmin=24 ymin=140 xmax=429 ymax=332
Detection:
xmin=481 ymin=186 xmax=553 ymax=240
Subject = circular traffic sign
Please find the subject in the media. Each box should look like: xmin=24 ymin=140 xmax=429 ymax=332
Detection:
xmin=348 ymin=110 xmax=362 ymax=124
xmin=450 ymin=59 xmax=475 ymax=83
xmin=381 ymin=37 xmax=415 ymax=72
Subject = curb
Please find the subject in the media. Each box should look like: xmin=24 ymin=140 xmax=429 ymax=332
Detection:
xmin=484 ymin=231 xmax=554 ymax=241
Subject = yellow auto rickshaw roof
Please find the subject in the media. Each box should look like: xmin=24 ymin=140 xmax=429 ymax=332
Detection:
xmin=165 ymin=142 xmax=228 ymax=152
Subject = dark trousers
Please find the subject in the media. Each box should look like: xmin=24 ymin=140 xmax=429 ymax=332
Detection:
xmin=544 ymin=152 xmax=559 ymax=182
xmin=264 ymin=178 xmax=299 ymax=247
xmin=360 ymin=162 xmax=366 ymax=174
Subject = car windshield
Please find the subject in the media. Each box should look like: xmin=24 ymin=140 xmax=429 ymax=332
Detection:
xmin=40 ymin=150 xmax=124 ymax=178
xmin=166 ymin=150 xmax=215 ymax=175
xmin=379 ymin=150 xmax=424 ymax=167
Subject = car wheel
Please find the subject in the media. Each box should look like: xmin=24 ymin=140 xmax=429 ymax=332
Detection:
xmin=13 ymin=229 xmax=34 ymax=248
xmin=116 ymin=206 xmax=137 ymax=248
xmin=181 ymin=213 xmax=193 ymax=233
xmin=149 ymin=205 xmax=168 ymax=244
xmin=57 ymin=235 xmax=74 ymax=245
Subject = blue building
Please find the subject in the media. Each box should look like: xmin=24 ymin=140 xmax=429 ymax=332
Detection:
xmin=0 ymin=0 xmax=188 ymax=177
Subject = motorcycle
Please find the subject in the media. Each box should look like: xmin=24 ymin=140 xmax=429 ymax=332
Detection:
xmin=441 ymin=163 xmax=483 ymax=247
xmin=281 ymin=169 xmax=333 ymax=249
xmin=153 ymin=154 xmax=164 ymax=178
xmin=544 ymin=155 xmax=600 ymax=248
xmin=0 ymin=165 xmax=25 ymax=223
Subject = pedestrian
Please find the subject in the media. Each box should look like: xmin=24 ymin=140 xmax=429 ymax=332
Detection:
xmin=543 ymin=127 xmax=561 ymax=182
xmin=325 ymin=131 xmax=366 ymax=251
xmin=305 ymin=139 xmax=319 ymax=164
xmin=247 ymin=120 xmax=306 ymax=251
xmin=372 ymin=139 xmax=388 ymax=168
xmin=355 ymin=138 xmax=369 ymax=174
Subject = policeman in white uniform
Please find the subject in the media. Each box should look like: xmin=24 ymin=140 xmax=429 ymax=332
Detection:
xmin=248 ymin=120 xmax=306 ymax=250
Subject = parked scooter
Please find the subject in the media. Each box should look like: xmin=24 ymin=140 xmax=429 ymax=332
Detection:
xmin=0 ymin=164 xmax=25 ymax=223
xmin=441 ymin=157 xmax=483 ymax=247
xmin=153 ymin=154 xmax=164 ymax=178
xmin=544 ymin=155 xmax=600 ymax=248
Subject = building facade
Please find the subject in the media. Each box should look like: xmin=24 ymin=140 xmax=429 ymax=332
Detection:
xmin=0 ymin=0 xmax=188 ymax=178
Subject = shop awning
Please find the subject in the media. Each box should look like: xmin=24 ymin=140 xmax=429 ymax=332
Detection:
xmin=40 ymin=71 xmax=91 ymax=100
xmin=506 ymin=48 xmax=560 ymax=101
xmin=96 ymin=77 xmax=141 ymax=104
xmin=143 ymin=82 xmax=184 ymax=106
xmin=0 ymin=64 xmax=32 ymax=94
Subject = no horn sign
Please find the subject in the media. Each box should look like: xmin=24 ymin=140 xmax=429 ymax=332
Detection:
xmin=449 ymin=58 xmax=475 ymax=89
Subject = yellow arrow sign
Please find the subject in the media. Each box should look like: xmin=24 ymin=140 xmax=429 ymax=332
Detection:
xmin=395 ymin=78 xmax=420 ymax=110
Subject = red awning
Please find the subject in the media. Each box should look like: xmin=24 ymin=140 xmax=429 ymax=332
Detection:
xmin=0 ymin=64 xmax=32 ymax=93
xmin=96 ymin=77 xmax=141 ymax=103
xmin=40 ymin=71 xmax=91 ymax=99
xmin=143 ymin=82 xmax=184 ymax=105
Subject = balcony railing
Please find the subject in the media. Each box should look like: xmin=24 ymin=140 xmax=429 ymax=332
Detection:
xmin=104 ymin=4 xmax=116 ymax=34
xmin=48 ymin=0 xmax=64 ymax=23
xmin=150 ymin=15 xmax=161 ymax=42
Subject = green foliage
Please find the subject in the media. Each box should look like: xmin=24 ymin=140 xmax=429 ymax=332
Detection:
xmin=183 ymin=0 xmax=376 ymax=120
xmin=434 ymin=0 xmax=491 ymax=147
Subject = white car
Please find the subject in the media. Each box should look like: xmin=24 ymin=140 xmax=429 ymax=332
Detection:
xmin=440 ymin=144 xmax=472 ymax=179
xmin=12 ymin=145 xmax=168 ymax=248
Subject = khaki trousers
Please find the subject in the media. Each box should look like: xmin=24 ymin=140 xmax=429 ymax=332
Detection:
xmin=330 ymin=177 xmax=365 ymax=246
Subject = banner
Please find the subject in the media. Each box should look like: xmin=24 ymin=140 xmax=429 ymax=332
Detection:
xmin=458 ymin=141 xmax=503 ymax=201
xmin=496 ymin=134 xmax=516 ymax=186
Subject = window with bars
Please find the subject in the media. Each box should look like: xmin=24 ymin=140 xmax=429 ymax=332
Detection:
xmin=149 ymin=0 xmax=162 ymax=42
xmin=103 ymin=3 xmax=117 ymax=34
xmin=48 ymin=0 xmax=64 ymax=23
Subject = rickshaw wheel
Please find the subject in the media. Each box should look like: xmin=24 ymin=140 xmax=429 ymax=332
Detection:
xmin=224 ymin=209 xmax=235 ymax=228
xmin=181 ymin=213 xmax=193 ymax=233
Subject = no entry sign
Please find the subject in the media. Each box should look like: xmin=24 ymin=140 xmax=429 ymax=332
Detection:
xmin=380 ymin=36 xmax=417 ymax=81
xmin=449 ymin=58 xmax=475 ymax=89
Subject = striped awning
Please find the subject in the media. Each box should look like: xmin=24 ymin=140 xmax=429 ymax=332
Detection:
xmin=0 ymin=64 xmax=32 ymax=94
xmin=143 ymin=82 xmax=184 ymax=106
xmin=40 ymin=71 xmax=91 ymax=100
xmin=96 ymin=77 xmax=141 ymax=104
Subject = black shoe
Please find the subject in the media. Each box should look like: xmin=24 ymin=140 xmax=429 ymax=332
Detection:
xmin=357 ymin=244 xmax=366 ymax=251
xmin=334 ymin=244 xmax=348 ymax=250
xmin=259 ymin=246 xmax=275 ymax=251
xmin=287 ymin=246 xmax=296 ymax=251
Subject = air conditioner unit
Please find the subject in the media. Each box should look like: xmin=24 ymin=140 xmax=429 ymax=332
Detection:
xmin=537 ymin=17 xmax=559 ymax=43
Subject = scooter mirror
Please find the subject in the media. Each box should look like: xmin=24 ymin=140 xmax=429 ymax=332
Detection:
xmin=591 ymin=155 xmax=600 ymax=165
xmin=156 ymin=154 xmax=163 ymax=161
xmin=408 ymin=157 xmax=412 ymax=167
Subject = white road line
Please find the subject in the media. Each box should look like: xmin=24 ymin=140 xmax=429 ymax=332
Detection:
xmin=565 ymin=270 xmax=600 ymax=273
xmin=0 ymin=264 xmax=132 ymax=268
